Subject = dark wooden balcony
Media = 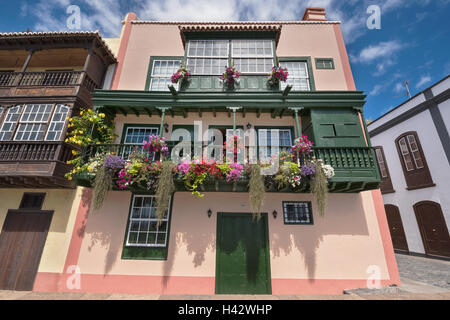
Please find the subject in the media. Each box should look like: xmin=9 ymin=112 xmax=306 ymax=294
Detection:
xmin=76 ymin=143 xmax=380 ymax=193
xmin=0 ymin=70 xmax=100 ymax=108
xmin=0 ymin=141 xmax=77 ymax=188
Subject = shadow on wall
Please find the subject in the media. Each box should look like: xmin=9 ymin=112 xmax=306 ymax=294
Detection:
xmin=45 ymin=189 xmax=78 ymax=233
xmin=271 ymin=193 xmax=370 ymax=281
xmin=81 ymin=189 xmax=126 ymax=275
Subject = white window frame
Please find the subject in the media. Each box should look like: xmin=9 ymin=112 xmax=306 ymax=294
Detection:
xmin=122 ymin=126 xmax=159 ymax=159
xmin=280 ymin=61 xmax=311 ymax=91
xmin=406 ymin=134 xmax=424 ymax=169
xmin=375 ymin=148 xmax=388 ymax=178
xmin=398 ymin=137 xmax=415 ymax=171
xmin=149 ymin=59 xmax=181 ymax=91
xmin=258 ymin=128 xmax=292 ymax=160
xmin=45 ymin=104 xmax=70 ymax=141
xmin=125 ymin=195 xmax=171 ymax=247
xmin=283 ymin=201 xmax=313 ymax=224
xmin=187 ymin=40 xmax=229 ymax=76
xmin=0 ymin=105 xmax=22 ymax=141
xmin=13 ymin=104 xmax=53 ymax=141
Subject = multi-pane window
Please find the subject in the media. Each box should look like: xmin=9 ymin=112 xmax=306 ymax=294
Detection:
xmin=398 ymin=136 xmax=424 ymax=171
xmin=14 ymin=104 xmax=53 ymax=141
xmin=279 ymin=61 xmax=310 ymax=91
xmin=315 ymin=58 xmax=334 ymax=69
xmin=258 ymin=129 xmax=292 ymax=160
xmin=232 ymin=40 xmax=273 ymax=73
xmin=0 ymin=106 xmax=22 ymax=140
xmin=187 ymin=40 xmax=228 ymax=75
xmin=45 ymin=105 xmax=70 ymax=141
xmin=126 ymin=195 xmax=170 ymax=247
xmin=149 ymin=60 xmax=181 ymax=91
xmin=122 ymin=126 xmax=159 ymax=158
xmin=283 ymin=201 xmax=313 ymax=224
xmin=375 ymin=148 xmax=388 ymax=178
xmin=186 ymin=39 xmax=274 ymax=75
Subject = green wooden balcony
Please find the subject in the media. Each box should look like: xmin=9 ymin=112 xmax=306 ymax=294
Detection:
xmin=75 ymin=143 xmax=380 ymax=193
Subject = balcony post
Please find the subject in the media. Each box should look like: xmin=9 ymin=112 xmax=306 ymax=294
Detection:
xmin=289 ymin=107 xmax=304 ymax=137
xmin=156 ymin=107 xmax=171 ymax=136
xmin=20 ymin=49 xmax=34 ymax=72
xmin=227 ymin=107 xmax=242 ymax=135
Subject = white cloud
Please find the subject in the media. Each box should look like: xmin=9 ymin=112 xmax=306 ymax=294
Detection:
xmin=416 ymin=75 xmax=432 ymax=88
xmin=370 ymin=84 xmax=383 ymax=95
xmin=356 ymin=40 xmax=403 ymax=63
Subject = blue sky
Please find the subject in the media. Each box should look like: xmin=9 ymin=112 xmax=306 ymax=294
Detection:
xmin=0 ymin=0 xmax=449 ymax=121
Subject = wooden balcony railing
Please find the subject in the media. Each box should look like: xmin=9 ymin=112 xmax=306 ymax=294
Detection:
xmin=0 ymin=71 xmax=99 ymax=91
xmin=0 ymin=141 xmax=76 ymax=163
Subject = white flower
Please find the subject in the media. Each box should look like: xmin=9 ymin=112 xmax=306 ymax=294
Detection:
xmin=321 ymin=164 xmax=335 ymax=178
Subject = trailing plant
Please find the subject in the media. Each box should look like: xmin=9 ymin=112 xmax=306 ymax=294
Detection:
xmin=92 ymin=155 xmax=126 ymax=210
xmin=155 ymin=161 xmax=175 ymax=223
xmin=268 ymin=66 xmax=288 ymax=85
xmin=310 ymin=162 xmax=329 ymax=217
xmin=248 ymin=165 xmax=265 ymax=220
xmin=65 ymin=108 xmax=116 ymax=180
xmin=171 ymin=66 xmax=191 ymax=84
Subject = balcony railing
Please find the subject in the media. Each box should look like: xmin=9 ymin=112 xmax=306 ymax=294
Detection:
xmin=0 ymin=71 xmax=99 ymax=91
xmin=0 ymin=141 xmax=76 ymax=163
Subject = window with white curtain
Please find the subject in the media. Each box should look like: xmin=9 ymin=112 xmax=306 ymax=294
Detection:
xmin=258 ymin=128 xmax=292 ymax=160
xmin=149 ymin=60 xmax=181 ymax=91
xmin=279 ymin=61 xmax=311 ymax=91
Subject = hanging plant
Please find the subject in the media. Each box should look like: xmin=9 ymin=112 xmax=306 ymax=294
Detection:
xmin=248 ymin=165 xmax=265 ymax=220
xmin=65 ymin=108 xmax=116 ymax=180
xmin=171 ymin=66 xmax=191 ymax=84
xmin=220 ymin=66 xmax=240 ymax=87
xmin=310 ymin=161 xmax=329 ymax=217
xmin=142 ymin=134 xmax=169 ymax=160
xmin=268 ymin=66 xmax=288 ymax=85
xmin=92 ymin=155 xmax=126 ymax=210
xmin=155 ymin=161 xmax=175 ymax=223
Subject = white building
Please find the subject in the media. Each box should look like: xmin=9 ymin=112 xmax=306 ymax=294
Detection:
xmin=368 ymin=75 xmax=450 ymax=259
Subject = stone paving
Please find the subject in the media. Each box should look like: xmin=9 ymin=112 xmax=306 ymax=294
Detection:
xmin=0 ymin=253 xmax=448 ymax=300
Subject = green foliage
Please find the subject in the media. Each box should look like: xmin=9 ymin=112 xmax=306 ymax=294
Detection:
xmin=65 ymin=108 xmax=116 ymax=180
xmin=155 ymin=162 xmax=175 ymax=223
xmin=92 ymin=166 xmax=113 ymax=211
xmin=311 ymin=165 xmax=328 ymax=217
xmin=248 ymin=165 xmax=265 ymax=220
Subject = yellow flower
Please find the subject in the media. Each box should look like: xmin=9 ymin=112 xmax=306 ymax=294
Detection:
xmin=99 ymin=113 xmax=105 ymax=118
xmin=80 ymin=111 xmax=84 ymax=115
xmin=68 ymin=176 xmax=73 ymax=181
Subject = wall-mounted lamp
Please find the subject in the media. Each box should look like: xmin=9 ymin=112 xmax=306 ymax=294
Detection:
xmin=164 ymin=123 xmax=169 ymax=133
xmin=246 ymin=122 xmax=252 ymax=130
xmin=207 ymin=208 xmax=213 ymax=218
xmin=272 ymin=210 xmax=278 ymax=219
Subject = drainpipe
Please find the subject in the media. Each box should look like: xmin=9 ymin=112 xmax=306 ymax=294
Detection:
xmin=289 ymin=107 xmax=303 ymax=137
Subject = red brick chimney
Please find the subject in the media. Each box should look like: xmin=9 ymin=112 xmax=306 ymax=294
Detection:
xmin=302 ymin=8 xmax=327 ymax=21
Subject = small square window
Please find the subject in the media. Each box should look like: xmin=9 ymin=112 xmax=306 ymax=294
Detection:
xmin=282 ymin=201 xmax=313 ymax=225
xmin=19 ymin=193 xmax=46 ymax=210
xmin=315 ymin=58 xmax=334 ymax=70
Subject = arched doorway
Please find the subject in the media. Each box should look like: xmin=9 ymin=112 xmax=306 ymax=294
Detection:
xmin=413 ymin=201 xmax=450 ymax=258
xmin=385 ymin=204 xmax=409 ymax=252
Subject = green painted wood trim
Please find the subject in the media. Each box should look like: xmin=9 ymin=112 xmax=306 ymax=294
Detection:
xmin=281 ymin=201 xmax=314 ymax=225
xmin=121 ymin=193 xmax=174 ymax=260
xmin=279 ymin=56 xmax=316 ymax=91
xmin=215 ymin=212 xmax=272 ymax=294
xmin=144 ymin=56 xmax=183 ymax=91
xmin=315 ymin=58 xmax=335 ymax=70
xmin=120 ymin=123 xmax=160 ymax=145
xmin=92 ymin=90 xmax=366 ymax=109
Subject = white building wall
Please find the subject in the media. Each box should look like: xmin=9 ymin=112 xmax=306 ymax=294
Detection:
xmin=370 ymin=109 xmax=450 ymax=255
xmin=438 ymin=99 xmax=450 ymax=132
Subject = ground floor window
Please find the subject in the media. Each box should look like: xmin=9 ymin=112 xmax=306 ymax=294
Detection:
xmin=122 ymin=194 xmax=172 ymax=260
xmin=282 ymin=201 xmax=313 ymax=225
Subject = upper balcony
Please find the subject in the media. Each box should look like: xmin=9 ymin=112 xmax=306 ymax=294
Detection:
xmin=0 ymin=31 xmax=117 ymax=108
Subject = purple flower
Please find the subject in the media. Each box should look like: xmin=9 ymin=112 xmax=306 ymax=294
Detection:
xmin=103 ymin=155 xmax=126 ymax=172
xmin=300 ymin=163 xmax=316 ymax=176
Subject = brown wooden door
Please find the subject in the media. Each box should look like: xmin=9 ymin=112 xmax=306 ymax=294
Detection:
xmin=0 ymin=209 xmax=53 ymax=291
xmin=385 ymin=205 xmax=409 ymax=252
xmin=414 ymin=201 xmax=450 ymax=258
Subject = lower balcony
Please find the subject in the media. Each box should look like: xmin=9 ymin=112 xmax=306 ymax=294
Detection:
xmin=75 ymin=144 xmax=380 ymax=193
xmin=0 ymin=141 xmax=77 ymax=188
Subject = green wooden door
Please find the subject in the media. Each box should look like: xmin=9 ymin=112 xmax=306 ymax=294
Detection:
xmin=215 ymin=213 xmax=271 ymax=294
